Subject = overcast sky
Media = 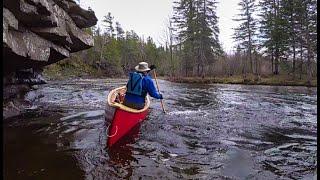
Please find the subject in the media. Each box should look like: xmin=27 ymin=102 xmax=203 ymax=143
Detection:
xmin=80 ymin=0 xmax=241 ymax=53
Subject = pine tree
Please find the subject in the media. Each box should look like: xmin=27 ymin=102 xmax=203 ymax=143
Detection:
xmin=93 ymin=26 xmax=105 ymax=69
xmin=103 ymin=12 xmax=115 ymax=38
xmin=285 ymin=0 xmax=317 ymax=81
xmin=172 ymin=0 xmax=222 ymax=77
xmin=115 ymin=22 xmax=124 ymax=40
xmin=172 ymin=0 xmax=197 ymax=76
xmin=281 ymin=0 xmax=299 ymax=78
xmin=169 ymin=20 xmax=175 ymax=77
xmin=195 ymin=0 xmax=222 ymax=77
xmin=258 ymin=0 xmax=289 ymax=75
xmin=233 ymin=0 xmax=258 ymax=76
xmin=301 ymin=0 xmax=317 ymax=85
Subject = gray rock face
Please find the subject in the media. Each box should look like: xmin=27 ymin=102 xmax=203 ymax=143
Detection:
xmin=3 ymin=0 xmax=97 ymax=73
xmin=3 ymin=0 xmax=98 ymax=119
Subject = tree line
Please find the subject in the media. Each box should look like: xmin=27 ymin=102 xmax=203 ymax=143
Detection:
xmin=171 ymin=0 xmax=316 ymax=85
xmin=239 ymin=0 xmax=317 ymax=84
xmin=49 ymin=0 xmax=317 ymax=84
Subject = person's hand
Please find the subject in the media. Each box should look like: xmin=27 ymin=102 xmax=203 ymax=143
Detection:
xmin=150 ymin=65 xmax=156 ymax=70
xmin=159 ymin=94 xmax=163 ymax=99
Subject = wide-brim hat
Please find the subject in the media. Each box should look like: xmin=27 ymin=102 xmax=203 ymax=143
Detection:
xmin=135 ymin=62 xmax=151 ymax=72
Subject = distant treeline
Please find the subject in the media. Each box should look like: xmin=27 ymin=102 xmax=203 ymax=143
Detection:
xmin=46 ymin=0 xmax=317 ymax=85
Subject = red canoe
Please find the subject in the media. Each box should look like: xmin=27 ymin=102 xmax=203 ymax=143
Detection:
xmin=105 ymin=86 xmax=150 ymax=147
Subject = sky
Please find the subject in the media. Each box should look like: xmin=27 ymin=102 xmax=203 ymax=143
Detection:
xmin=79 ymin=0 xmax=241 ymax=53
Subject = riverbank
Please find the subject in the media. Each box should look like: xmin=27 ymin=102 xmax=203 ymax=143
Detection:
xmin=167 ymin=74 xmax=317 ymax=87
xmin=43 ymin=64 xmax=317 ymax=87
xmin=42 ymin=61 xmax=126 ymax=80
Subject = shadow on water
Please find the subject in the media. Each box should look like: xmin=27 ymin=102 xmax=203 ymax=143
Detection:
xmin=3 ymin=114 xmax=85 ymax=180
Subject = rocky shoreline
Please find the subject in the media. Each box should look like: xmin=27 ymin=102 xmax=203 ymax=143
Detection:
xmin=3 ymin=0 xmax=97 ymax=119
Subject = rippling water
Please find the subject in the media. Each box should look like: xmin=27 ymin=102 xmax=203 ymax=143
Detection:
xmin=4 ymin=78 xmax=317 ymax=179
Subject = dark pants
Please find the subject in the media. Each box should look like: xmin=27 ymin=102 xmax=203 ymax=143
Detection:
xmin=123 ymin=100 xmax=145 ymax=110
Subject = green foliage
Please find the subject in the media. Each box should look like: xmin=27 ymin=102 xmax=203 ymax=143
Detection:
xmin=103 ymin=38 xmax=121 ymax=66
xmin=44 ymin=4 xmax=316 ymax=85
xmin=257 ymin=0 xmax=316 ymax=79
xmin=45 ymin=12 xmax=174 ymax=78
xmin=172 ymin=0 xmax=223 ymax=77
xmin=233 ymin=0 xmax=258 ymax=74
xmin=103 ymin=12 xmax=115 ymax=37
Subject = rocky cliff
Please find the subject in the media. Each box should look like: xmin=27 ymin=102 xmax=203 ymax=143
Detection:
xmin=3 ymin=0 xmax=98 ymax=119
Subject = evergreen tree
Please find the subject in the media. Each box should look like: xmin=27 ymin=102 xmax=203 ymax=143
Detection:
xmin=92 ymin=26 xmax=105 ymax=67
xmin=258 ymin=0 xmax=289 ymax=75
xmin=233 ymin=0 xmax=258 ymax=75
xmin=276 ymin=0 xmax=316 ymax=81
xmin=172 ymin=0 xmax=222 ymax=77
xmin=103 ymin=12 xmax=115 ymax=37
xmin=172 ymin=0 xmax=197 ymax=76
xmin=195 ymin=0 xmax=222 ymax=77
xmin=281 ymin=0 xmax=299 ymax=77
xmin=299 ymin=0 xmax=317 ymax=85
xmin=145 ymin=37 xmax=159 ymax=68
xmin=115 ymin=22 xmax=125 ymax=40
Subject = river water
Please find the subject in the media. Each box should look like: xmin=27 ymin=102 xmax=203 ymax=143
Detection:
xmin=3 ymin=78 xmax=317 ymax=180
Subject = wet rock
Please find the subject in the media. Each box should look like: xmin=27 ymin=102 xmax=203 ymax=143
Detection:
xmin=14 ymin=69 xmax=47 ymax=85
xmin=24 ymin=88 xmax=45 ymax=103
xmin=3 ymin=0 xmax=97 ymax=119
xmin=24 ymin=90 xmax=38 ymax=102
xmin=3 ymin=0 xmax=97 ymax=72
xmin=31 ymin=85 xmax=39 ymax=90
xmin=53 ymin=0 xmax=98 ymax=28
xmin=3 ymin=101 xmax=23 ymax=120
xmin=3 ymin=84 xmax=30 ymax=101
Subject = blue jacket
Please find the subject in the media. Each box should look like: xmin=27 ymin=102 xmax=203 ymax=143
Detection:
xmin=124 ymin=72 xmax=162 ymax=104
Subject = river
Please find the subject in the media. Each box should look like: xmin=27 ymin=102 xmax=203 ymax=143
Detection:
xmin=3 ymin=78 xmax=317 ymax=179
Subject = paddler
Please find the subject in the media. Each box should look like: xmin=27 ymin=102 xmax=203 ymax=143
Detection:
xmin=123 ymin=62 xmax=163 ymax=110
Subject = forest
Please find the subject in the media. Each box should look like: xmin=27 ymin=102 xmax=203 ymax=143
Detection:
xmin=44 ymin=0 xmax=317 ymax=86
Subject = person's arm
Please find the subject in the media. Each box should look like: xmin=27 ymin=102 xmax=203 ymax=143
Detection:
xmin=144 ymin=76 xmax=163 ymax=99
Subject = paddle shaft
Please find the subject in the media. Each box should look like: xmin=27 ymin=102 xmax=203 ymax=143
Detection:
xmin=153 ymin=70 xmax=166 ymax=113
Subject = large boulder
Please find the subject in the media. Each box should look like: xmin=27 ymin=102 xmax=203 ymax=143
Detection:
xmin=3 ymin=0 xmax=97 ymax=73
xmin=3 ymin=0 xmax=98 ymax=119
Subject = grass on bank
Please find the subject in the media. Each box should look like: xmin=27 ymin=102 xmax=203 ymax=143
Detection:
xmin=43 ymin=60 xmax=317 ymax=87
xmin=167 ymin=74 xmax=317 ymax=87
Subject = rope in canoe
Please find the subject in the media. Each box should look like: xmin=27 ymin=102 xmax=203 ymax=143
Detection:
xmin=106 ymin=124 xmax=118 ymax=137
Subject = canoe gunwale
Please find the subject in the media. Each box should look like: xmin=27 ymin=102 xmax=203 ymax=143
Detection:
xmin=107 ymin=86 xmax=150 ymax=113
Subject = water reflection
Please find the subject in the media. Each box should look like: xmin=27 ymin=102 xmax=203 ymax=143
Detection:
xmin=105 ymin=124 xmax=141 ymax=179
xmin=107 ymin=124 xmax=141 ymax=164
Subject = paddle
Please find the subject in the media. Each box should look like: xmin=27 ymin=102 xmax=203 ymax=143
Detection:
xmin=150 ymin=66 xmax=166 ymax=114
